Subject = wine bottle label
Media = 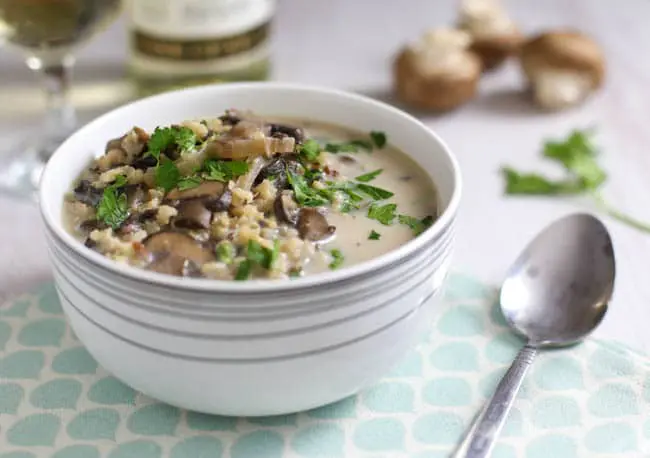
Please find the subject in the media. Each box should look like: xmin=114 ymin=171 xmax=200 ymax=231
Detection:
xmin=128 ymin=0 xmax=274 ymax=62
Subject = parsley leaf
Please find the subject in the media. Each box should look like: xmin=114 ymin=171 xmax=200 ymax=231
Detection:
xmin=502 ymin=128 xmax=650 ymax=234
xmin=369 ymin=230 xmax=381 ymax=240
xmin=355 ymin=169 xmax=383 ymax=182
xmin=216 ymin=242 xmax=236 ymax=264
xmin=370 ymin=131 xmax=387 ymax=148
xmin=287 ymin=171 xmax=329 ymax=207
xmin=147 ymin=126 xmax=196 ymax=158
xmin=96 ymin=175 xmax=129 ymax=229
xmin=177 ymin=176 xmax=202 ymax=190
xmin=298 ymin=139 xmax=321 ymax=161
xmin=398 ymin=214 xmax=434 ymax=236
xmin=356 ymin=183 xmax=394 ymax=200
xmin=329 ymin=249 xmax=344 ymax=269
xmin=245 ymin=240 xmax=279 ymax=272
xmin=368 ymin=203 xmax=397 ymax=225
xmin=155 ymin=157 xmax=181 ymax=192
xmin=235 ymin=260 xmax=252 ymax=280
xmin=325 ymin=142 xmax=360 ymax=154
xmin=203 ymin=160 xmax=249 ymax=182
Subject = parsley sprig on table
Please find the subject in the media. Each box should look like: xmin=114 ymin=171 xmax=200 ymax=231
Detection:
xmin=501 ymin=129 xmax=650 ymax=233
xmin=96 ymin=175 xmax=129 ymax=229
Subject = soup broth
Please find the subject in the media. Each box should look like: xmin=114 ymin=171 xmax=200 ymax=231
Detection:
xmin=63 ymin=110 xmax=437 ymax=280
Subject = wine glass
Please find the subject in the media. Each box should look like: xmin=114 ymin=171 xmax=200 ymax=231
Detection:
xmin=0 ymin=0 xmax=122 ymax=200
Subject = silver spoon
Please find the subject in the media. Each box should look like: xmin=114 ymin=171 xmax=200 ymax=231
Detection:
xmin=455 ymin=213 xmax=616 ymax=458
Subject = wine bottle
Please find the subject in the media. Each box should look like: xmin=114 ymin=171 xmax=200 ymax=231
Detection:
xmin=126 ymin=0 xmax=274 ymax=97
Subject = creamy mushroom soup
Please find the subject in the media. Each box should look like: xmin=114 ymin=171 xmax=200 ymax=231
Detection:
xmin=63 ymin=110 xmax=437 ymax=280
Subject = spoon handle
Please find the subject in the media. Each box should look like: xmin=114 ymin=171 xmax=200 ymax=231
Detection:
xmin=457 ymin=344 xmax=538 ymax=458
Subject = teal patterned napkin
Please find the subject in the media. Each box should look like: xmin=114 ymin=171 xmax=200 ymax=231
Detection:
xmin=0 ymin=274 xmax=648 ymax=458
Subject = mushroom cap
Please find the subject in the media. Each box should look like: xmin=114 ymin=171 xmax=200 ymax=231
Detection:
xmin=469 ymin=30 xmax=524 ymax=71
xmin=393 ymin=46 xmax=481 ymax=111
xmin=520 ymin=30 xmax=605 ymax=88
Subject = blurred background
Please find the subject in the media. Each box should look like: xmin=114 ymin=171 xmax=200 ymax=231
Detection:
xmin=1 ymin=0 xmax=650 ymax=350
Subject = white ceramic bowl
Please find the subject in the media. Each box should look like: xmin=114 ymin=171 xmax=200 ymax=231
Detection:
xmin=39 ymin=83 xmax=461 ymax=416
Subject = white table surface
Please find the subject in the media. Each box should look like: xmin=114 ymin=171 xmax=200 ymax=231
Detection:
xmin=1 ymin=0 xmax=650 ymax=352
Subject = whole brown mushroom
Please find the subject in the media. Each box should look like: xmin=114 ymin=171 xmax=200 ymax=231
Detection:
xmin=393 ymin=28 xmax=482 ymax=112
xmin=457 ymin=0 xmax=523 ymax=71
xmin=519 ymin=30 xmax=605 ymax=110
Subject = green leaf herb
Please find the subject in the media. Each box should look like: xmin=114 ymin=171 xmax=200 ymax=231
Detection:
xmin=177 ymin=176 xmax=202 ymax=191
xmin=216 ymin=242 xmax=236 ymax=264
xmin=356 ymin=183 xmax=394 ymax=200
xmin=298 ymin=139 xmax=321 ymax=161
xmin=329 ymin=249 xmax=345 ymax=269
xmin=246 ymin=240 xmax=279 ymax=272
xmin=355 ymin=169 xmax=383 ymax=182
xmin=235 ymin=260 xmax=252 ymax=281
xmin=203 ymin=160 xmax=249 ymax=182
xmin=370 ymin=131 xmax=387 ymax=148
xmin=96 ymin=175 xmax=129 ymax=229
xmin=368 ymin=203 xmax=397 ymax=225
xmin=147 ymin=126 xmax=196 ymax=158
xmin=325 ymin=142 xmax=362 ymax=154
xmin=155 ymin=157 xmax=181 ymax=192
xmin=502 ymin=128 xmax=650 ymax=233
xmin=287 ymin=171 xmax=329 ymax=207
xmin=398 ymin=214 xmax=434 ymax=236
xmin=369 ymin=230 xmax=381 ymax=240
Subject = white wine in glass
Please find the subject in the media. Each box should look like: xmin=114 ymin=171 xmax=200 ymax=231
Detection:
xmin=0 ymin=0 xmax=122 ymax=200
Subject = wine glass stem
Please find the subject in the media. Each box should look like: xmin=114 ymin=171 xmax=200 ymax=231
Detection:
xmin=32 ymin=56 xmax=77 ymax=161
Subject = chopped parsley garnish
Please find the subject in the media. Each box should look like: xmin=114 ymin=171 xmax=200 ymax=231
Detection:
xmin=325 ymin=132 xmax=387 ymax=154
xmin=369 ymin=230 xmax=381 ymax=240
xmin=398 ymin=214 xmax=434 ymax=236
xmin=329 ymin=249 xmax=345 ymax=269
xmin=215 ymin=242 xmax=235 ymax=264
xmin=370 ymin=131 xmax=387 ymax=148
xmin=177 ymin=176 xmax=202 ymax=190
xmin=355 ymin=169 xmax=383 ymax=182
xmin=235 ymin=260 xmax=252 ymax=281
xmin=96 ymin=175 xmax=129 ymax=229
xmin=236 ymin=238 xmax=278 ymax=279
xmin=356 ymin=183 xmax=394 ymax=200
xmin=287 ymin=171 xmax=329 ymax=207
xmin=203 ymin=159 xmax=249 ymax=182
xmin=155 ymin=157 xmax=181 ymax=192
xmin=298 ymin=139 xmax=321 ymax=161
xmin=325 ymin=142 xmax=364 ymax=154
xmin=147 ymin=126 xmax=196 ymax=158
xmin=368 ymin=203 xmax=397 ymax=225
xmin=502 ymin=128 xmax=650 ymax=233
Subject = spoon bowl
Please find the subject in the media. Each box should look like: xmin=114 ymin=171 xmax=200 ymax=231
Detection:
xmin=501 ymin=213 xmax=615 ymax=346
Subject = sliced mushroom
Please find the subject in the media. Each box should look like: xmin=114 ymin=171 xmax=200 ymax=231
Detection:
xmin=205 ymin=121 xmax=295 ymax=160
xmin=218 ymin=110 xmax=241 ymax=126
xmin=144 ymin=231 xmax=215 ymax=276
xmin=165 ymin=180 xmax=232 ymax=213
xmin=254 ymin=155 xmax=303 ymax=190
xmin=296 ymin=208 xmax=336 ymax=243
xmin=173 ymin=200 xmax=212 ymax=230
xmin=96 ymin=148 xmax=127 ymax=172
xmin=131 ymin=154 xmax=158 ymax=170
xmin=124 ymin=184 xmax=146 ymax=210
xmin=121 ymin=127 xmax=150 ymax=160
xmin=73 ymin=180 xmax=104 ymax=207
xmin=274 ymin=191 xmax=300 ymax=225
xmin=166 ymin=181 xmax=226 ymax=200
xmin=268 ymin=123 xmax=305 ymax=144
xmin=236 ymin=156 xmax=268 ymax=191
